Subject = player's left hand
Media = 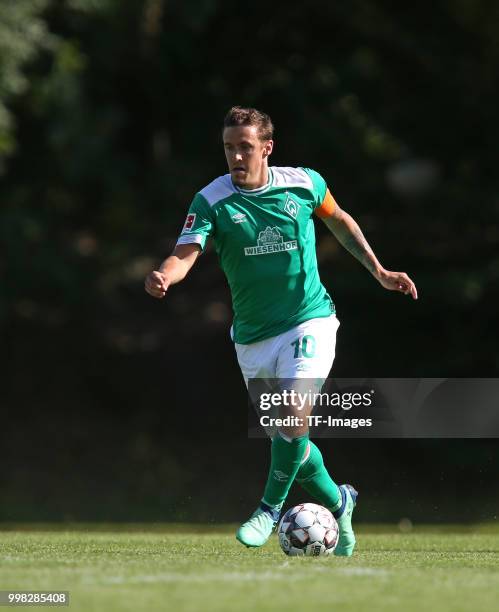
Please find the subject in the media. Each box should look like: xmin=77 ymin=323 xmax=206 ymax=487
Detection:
xmin=376 ymin=269 xmax=418 ymax=299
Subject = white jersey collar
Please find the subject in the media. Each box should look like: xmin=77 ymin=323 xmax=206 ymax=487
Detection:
xmin=234 ymin=167 xmax=273 ymax=195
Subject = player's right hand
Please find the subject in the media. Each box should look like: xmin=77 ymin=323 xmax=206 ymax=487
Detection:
xmin=144 ymin=271 xmax=170 ymax=298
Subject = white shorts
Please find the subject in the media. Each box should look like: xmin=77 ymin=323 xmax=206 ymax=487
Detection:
xmin=235 ymin=314 xmax=340 ymax=386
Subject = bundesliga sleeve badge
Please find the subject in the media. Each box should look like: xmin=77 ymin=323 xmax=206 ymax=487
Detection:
xmin=183 ymin=213 xmax=196 ymax=232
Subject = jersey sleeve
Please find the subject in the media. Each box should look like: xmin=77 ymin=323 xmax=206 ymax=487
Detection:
xmin=302 ymin=167 xmax=337 ymax=218
xmin=176 ymin=193 xmax=214 ymax=251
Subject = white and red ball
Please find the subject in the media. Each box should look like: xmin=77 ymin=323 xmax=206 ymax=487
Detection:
xmin=278 ymin=503 xmax=339 ymax=557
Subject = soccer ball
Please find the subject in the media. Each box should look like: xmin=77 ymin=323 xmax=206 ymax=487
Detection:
xmin=278 ymin=503 xmax=339 ymax=556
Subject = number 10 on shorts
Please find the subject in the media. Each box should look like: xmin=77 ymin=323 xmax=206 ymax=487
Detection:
xmin=291 ymin=335 xmax=316 ymax=358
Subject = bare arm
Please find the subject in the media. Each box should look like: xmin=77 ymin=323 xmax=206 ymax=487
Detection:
xmin=144 ymin=243 xmax=201 ymax=299
xmin=321 ymin=202 xmax=418 ymax=299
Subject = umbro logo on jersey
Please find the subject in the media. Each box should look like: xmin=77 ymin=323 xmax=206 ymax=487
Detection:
xmin=231 ymin=212 xmax=247 ymax=224
xmin=284 ymin=195 xmax=300 ymax=219
xmin=244 ymin=226 xmax=298 ymax=256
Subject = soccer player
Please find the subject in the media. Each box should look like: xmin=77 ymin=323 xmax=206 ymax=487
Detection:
xmin=145 ymin=107 xmax=417 ymax=556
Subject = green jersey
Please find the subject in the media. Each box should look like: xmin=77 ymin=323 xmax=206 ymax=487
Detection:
xmin=177 ymin=166 xmax=335 ymax=344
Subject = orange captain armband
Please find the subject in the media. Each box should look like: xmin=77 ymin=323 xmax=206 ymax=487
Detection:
xmin=314 ymin=189 xmax=337 ymax=219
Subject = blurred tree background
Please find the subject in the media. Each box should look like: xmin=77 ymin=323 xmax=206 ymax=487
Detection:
xmin=1 ymin=0 xmax=498 ymax=523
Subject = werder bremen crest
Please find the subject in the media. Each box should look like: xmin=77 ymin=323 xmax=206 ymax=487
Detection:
xmin=244 ymin=226 xmax=298 ymax=256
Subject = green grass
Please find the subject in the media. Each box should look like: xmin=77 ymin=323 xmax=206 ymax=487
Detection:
xmin=1 ymin=524 xmax=498 ymax=612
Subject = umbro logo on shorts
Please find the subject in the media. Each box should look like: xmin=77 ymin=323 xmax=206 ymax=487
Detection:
xmin=273 ymin=470 xmax=289 ymax=482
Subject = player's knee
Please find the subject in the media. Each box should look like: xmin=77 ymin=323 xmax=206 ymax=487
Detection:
xmin=277 ymin=404 xmax=311 ymax=439
xmin=278 ymin=423 xmax=309 ymax=440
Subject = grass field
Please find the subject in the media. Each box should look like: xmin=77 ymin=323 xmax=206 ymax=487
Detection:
xmin=1 ymin=524 xmax=498 ymax=612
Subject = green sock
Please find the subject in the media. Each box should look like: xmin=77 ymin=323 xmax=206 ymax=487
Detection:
xmin=261 ymin=433 xmax=309 ymax=509
xmin=295 ymin=441 xmax=341 ymax=512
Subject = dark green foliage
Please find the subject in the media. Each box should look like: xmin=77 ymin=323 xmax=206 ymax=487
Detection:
xmin=1 ymin=1 xmax=498 ymax=520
